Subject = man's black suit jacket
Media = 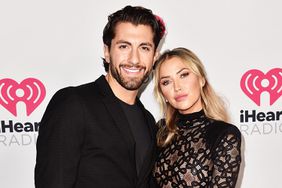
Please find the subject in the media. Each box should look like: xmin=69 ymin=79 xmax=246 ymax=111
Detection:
xmin=35 ymin=75 xmax=158 ymax=188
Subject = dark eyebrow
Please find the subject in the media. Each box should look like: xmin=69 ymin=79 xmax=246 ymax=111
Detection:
xmin=115 ymin=40 xmax=153 ymax=48
xmin=140 ymin=42 xmax=154 ymax=47
xmin=115 ymin=40 xmax=131 ymax=45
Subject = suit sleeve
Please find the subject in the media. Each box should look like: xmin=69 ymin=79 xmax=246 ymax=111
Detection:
xmin=211 ymin=126 xmax=241 ymax=188
xmin=35 ymin=88 xmax=85 ymax=188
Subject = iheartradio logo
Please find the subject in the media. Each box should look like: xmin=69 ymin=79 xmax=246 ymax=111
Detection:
xmin=240 ymin=68 xmax=282 ymax=106
xmin=0 ymin=78 xmax=46 ymax=116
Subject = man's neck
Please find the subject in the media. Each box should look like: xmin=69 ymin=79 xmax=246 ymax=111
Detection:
xmin=105 ymin=74 xmax=138 ymax=105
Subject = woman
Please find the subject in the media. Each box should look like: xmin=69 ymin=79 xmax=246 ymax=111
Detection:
xmin=153 ymin=47 xmax=241 ymax=188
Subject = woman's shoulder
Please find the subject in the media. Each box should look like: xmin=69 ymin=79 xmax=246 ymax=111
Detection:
xmin=205 ymin=119 xmax=241 ymax=151
xmin=208 ymin=119 xmax=241 ymax=137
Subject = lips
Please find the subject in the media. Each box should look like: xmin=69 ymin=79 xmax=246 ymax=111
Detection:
xmin=121 ymin=65 xmax=145 ymax=74
xmin=174 ymin=94 xmax=187 ymax=102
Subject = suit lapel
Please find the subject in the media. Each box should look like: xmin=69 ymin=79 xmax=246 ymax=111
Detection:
xmin=96 ymin=76 xmax=135 ymax=149
xmin=95 ymin=76 xmax=157 ymax=184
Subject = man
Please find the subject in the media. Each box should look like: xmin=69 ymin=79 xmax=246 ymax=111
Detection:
xmin=35 ymin=5 xmax=165 ymax=188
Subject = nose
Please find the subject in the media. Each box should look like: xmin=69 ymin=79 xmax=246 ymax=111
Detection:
xmin=129 ymin=48 xmax=140 ymax=65
xmin=174 ymin=81 xmax=181 ymax=92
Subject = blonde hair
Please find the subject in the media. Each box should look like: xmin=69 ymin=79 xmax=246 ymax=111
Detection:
xmin=154 ymin=47 xmax=229 ymax=147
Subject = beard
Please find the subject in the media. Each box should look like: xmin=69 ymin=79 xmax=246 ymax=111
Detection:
xmin=109 ymin=61 xmax=150 ymax=90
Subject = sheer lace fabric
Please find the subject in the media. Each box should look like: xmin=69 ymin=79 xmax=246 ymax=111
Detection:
xmin=153 ymin=111 xmax=241 ymax=188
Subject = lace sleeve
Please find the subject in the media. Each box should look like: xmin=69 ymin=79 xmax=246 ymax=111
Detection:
xmin=211 ymin=132 xmax=241 ymax=188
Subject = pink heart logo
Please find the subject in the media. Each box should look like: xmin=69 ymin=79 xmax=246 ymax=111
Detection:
xmin=0 ymin=78 xmax=46 ymax=116
xmin=240 ymin=68 xmax=282 ymax=106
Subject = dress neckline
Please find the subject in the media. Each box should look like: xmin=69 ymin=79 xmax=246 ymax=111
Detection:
xmin=176 ymin=109 xmax=206 ymax=129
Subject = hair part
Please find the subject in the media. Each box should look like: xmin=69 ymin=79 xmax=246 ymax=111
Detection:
xmin=154 ymin=47 xmax=229 ymax=147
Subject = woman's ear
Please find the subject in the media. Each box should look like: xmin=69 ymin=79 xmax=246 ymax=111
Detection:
xmin=201 ymin=78 xmax=206 ymax=87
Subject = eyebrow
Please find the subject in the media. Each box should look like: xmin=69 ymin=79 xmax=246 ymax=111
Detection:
xmin=115 ymin=40 xmax=131 ymax=45
xmin=115 ymin=40 xmax=154 ymax=47
xmin=159 ymin=68 xmax=189 ymax=80
xmin=176 ymin=68 xmax=189 ymax=74
xmin=140 ymin=42 xmax=154 ymax=47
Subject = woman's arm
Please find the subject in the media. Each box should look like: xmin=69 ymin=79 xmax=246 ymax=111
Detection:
xmin=211 ymin=131 xmax=241 ymax=188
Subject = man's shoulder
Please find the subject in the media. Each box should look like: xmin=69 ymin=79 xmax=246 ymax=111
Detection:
xmin=56 ymin=75 xmax=105 ymax=96
xmin=48 ymin=76 xmax=105 ymax=106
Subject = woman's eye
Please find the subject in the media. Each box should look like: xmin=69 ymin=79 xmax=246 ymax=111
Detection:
xmin=180 ymin=72 xmax=189 ymax=78
xmin=161 ymin=80 xmax=170 ymax=86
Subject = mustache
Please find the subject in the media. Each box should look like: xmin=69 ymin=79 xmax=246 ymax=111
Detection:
xmin=119 ymin=64 xmax=145 ymax=69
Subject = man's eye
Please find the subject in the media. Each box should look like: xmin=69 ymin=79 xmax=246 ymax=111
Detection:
xmin=119 ymin=45 xmax=128 ymax=49
xmin=141 ymin=46 xmax=151 ymax=51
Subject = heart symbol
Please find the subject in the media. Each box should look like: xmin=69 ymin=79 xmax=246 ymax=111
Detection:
xmin=240 ymin=68 xmax=282 ymax=106
xmin=0 ymin=78 xmax=46 ymax=116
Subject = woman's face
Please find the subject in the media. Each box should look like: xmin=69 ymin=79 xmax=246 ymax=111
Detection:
xmin=158 ymin=57 xmax=203 ymax=114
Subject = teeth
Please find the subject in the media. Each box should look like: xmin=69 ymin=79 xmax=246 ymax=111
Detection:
xmin=123 ymin=67 xmax=141 ymax=73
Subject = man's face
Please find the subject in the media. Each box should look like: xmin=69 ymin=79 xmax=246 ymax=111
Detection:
xmin=104 ymin=22 xmax=158 ymax=91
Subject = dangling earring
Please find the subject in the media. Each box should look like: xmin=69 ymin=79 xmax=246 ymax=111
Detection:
xmin=165 ymin=99 xmax=168 ymax=103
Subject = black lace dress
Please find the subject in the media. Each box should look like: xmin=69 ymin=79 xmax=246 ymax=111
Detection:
xmin=153 ymin=110 xmax=241 ymax=188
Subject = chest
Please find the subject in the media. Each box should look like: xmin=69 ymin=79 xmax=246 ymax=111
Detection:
xmin=154 ymin=128 xmax=215 ymax=186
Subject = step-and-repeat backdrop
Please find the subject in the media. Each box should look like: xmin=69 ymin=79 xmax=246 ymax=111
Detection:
xmin=0 ymin=0 xmax=281 ymax=187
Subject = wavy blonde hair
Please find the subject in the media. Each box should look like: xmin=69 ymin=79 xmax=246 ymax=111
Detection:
xmin=154 ymin=47 xmax=229 ymax=147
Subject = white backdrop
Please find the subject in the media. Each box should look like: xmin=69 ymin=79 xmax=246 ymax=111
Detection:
xmin=0 ymin=0 xmax=281 ymax=187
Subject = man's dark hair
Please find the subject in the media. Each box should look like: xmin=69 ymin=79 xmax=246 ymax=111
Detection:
xmin=102 ymin=5 xmax=166 ymax=72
